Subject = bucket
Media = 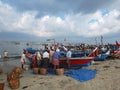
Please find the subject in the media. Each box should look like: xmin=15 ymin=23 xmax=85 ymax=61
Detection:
xmin=56 ymin=68 xmax=64 ymax=75
xmin=33 ymin=68 xmax=39 ymax=74
xmin=0 ymin=83 xmax=4 ymax=90
xmin=40 ymin=68 xmax=47 ymax=75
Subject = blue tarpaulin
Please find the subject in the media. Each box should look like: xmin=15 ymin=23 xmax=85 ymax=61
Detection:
xmin=65 ymin=69 xmax=97 ymax=82
xmin=30 ymin=69 xmax=97 ymax=82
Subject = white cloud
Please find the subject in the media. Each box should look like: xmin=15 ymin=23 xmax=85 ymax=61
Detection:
xmin=0 ymin=1 xmax=120 ymax=40
xmin=87 ymin=9 xmax=120 ymax=36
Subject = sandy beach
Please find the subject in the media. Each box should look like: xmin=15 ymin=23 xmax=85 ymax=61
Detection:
xmin=0 ymin=59 xmax=120 ymax=90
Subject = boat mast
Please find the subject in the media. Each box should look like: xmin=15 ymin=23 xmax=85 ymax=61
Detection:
xmin=95 ymin=37 xmax=97 ymax=46
xmin=101 ymin=35 xmax=103 ymax=46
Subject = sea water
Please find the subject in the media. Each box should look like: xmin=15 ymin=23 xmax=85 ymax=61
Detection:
xmin=0 ymin=41 xmax=25 ymax=56
xmin=0 ymin=41 xmax=44 ymax=67
xmin=0 ymin=41 xmax=45 ymax=57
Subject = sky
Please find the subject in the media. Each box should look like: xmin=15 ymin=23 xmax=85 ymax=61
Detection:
xmin=0 ymin=0 xmax=120 ymax=44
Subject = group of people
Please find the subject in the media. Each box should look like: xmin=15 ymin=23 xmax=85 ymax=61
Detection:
xmin=21 ymin=45 xmax=72 ymax=70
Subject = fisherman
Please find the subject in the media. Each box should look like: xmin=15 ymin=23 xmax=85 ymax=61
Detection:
xmin=36 ymin=51 xmax=42 ymax=68
xmin=42 ymin=49 xmax=49 ymax=69
xmin=21 ymin=52 xmax=26 ymax=69
xmin=3 ymin=50 xmax=8 ymax=58
xmin=53 ymin=48 xmax=60 ymax=70
xmin=66 ymin=48 xmax=72 ymax=70
xmin=49 ymin=46 xmax=55 ymax=67
xmin=0 ymin=55 xmax=1 ymax=58
xmin=33 ymin=52 xmax=38 ymax=68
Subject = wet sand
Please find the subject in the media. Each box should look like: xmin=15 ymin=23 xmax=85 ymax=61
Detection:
xmin=0 ymin=59 xmax=120 ymax=90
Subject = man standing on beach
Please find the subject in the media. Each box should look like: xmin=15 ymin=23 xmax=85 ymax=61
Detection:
xmin=21 ymin=52 xmax=26 ymax=69
xmin=42 ymin=49 xmax=49 ymax=69
xmin=53 ymin=48 xmax=60 ymax=70
xmin=3 ymin=50 xmax=8 ymax=58
xmin=49 ymin=46 xmax=55 ymax=67
xmin=66 ymin=48 xmax=72 ymax=70
xmin=36 ymin=51 xmax=42 ymax=68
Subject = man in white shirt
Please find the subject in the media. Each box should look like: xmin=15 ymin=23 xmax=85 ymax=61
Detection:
xmin=42 ymin=50 xmax=49 ymax=68
xmin=3 ymin=50 xmax=8 ymax=58
xmin=21 ymin=52 xmax=26 ymax=69
xmin=66 ymin=48 xmax=72 ymax=70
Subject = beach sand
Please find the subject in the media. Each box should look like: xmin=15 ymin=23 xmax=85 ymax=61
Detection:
xmin=0 ymin=59 xmax=120 ymax=90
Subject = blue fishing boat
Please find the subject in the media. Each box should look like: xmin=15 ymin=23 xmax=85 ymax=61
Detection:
xmin=94 ymin=50 xmax=110 ymax=61
xmin=25 ymin=47 xmax=98 ymax=68
xmin=26 ymin=48 xmax=39 ymax=54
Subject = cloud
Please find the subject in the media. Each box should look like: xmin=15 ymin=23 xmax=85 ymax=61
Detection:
xmin=2 ymin=0 xmax=115 ymax=16
xmin=0 ymin=1 xmax=120 ymax=43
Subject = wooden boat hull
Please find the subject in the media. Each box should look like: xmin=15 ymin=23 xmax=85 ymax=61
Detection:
xmin=59 ymin=57 xmax=94 ymax=67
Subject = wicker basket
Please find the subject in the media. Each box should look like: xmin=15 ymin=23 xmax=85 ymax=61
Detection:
xmin=56 ymin=68 xmax=64 ymax=75
xmin=12 ymin=67 xmax=23 ymax=74
xmin=33 ymin=68 xmax=39 ymax=74
xmin=7 ymin=71 xmax=19 ymax=82
xmin=40 ymin=68 xmax=47 ymax=75
xmin=9 ymin=79 xmax=20 ymax=89
xmin=0 ymin=83 xmax=4 ymax=90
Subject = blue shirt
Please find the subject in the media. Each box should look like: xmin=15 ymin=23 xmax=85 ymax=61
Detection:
xmin=54 ymin=51 xmax=60 ymax=59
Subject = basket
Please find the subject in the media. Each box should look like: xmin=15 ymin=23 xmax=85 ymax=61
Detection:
xmin=7 ymin=71 xmax=19 ymax=82
xmin=33 ymin=68 xmax=39 ymax=74
xmin=56 ymin=68 xmax=64 ymax=75
xmin=13 ymin=67 xmax=23 ymax=74
xmin=9 ymin=79 xmax=20 ymax=89
xmin=40 ymin=68 xmax=47 ymax=75
xmin=0 ymin=83 xmax=4 ymax=90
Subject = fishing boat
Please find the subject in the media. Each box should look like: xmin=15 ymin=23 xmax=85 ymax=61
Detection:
xmin=25 ymin=48 xmax=39 ymax=54
xmin=8 ymin=53 xmax=21 ymax=58
xmin=25 ymin=50 xmax=34 ymax=60
xmin=59 ymin=47 xmax=98 ymax=68
xmin=113 ymin=48 xmax=120 ymax=58
xmin=108 ymin=40 xmax=120 ymax=58
xmin=25 ymin=47 xmax=98 ymax=68
xmin=116 ymin=40 xmax=120 ymax=47
xmin=94 ymin=50 xmax=110 ymax=61
xmin=1 ymin=52 xmax=21 ymax=59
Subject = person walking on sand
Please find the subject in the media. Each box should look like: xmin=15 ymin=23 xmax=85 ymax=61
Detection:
xmin=53 ymin=48 xmax=60 ymax=70
xmin=21 ymin=52 xmax=26 ymax=69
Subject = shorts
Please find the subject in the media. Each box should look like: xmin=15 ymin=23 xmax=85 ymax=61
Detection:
xmin=53 ymin=59 xmax=59 ymax=66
